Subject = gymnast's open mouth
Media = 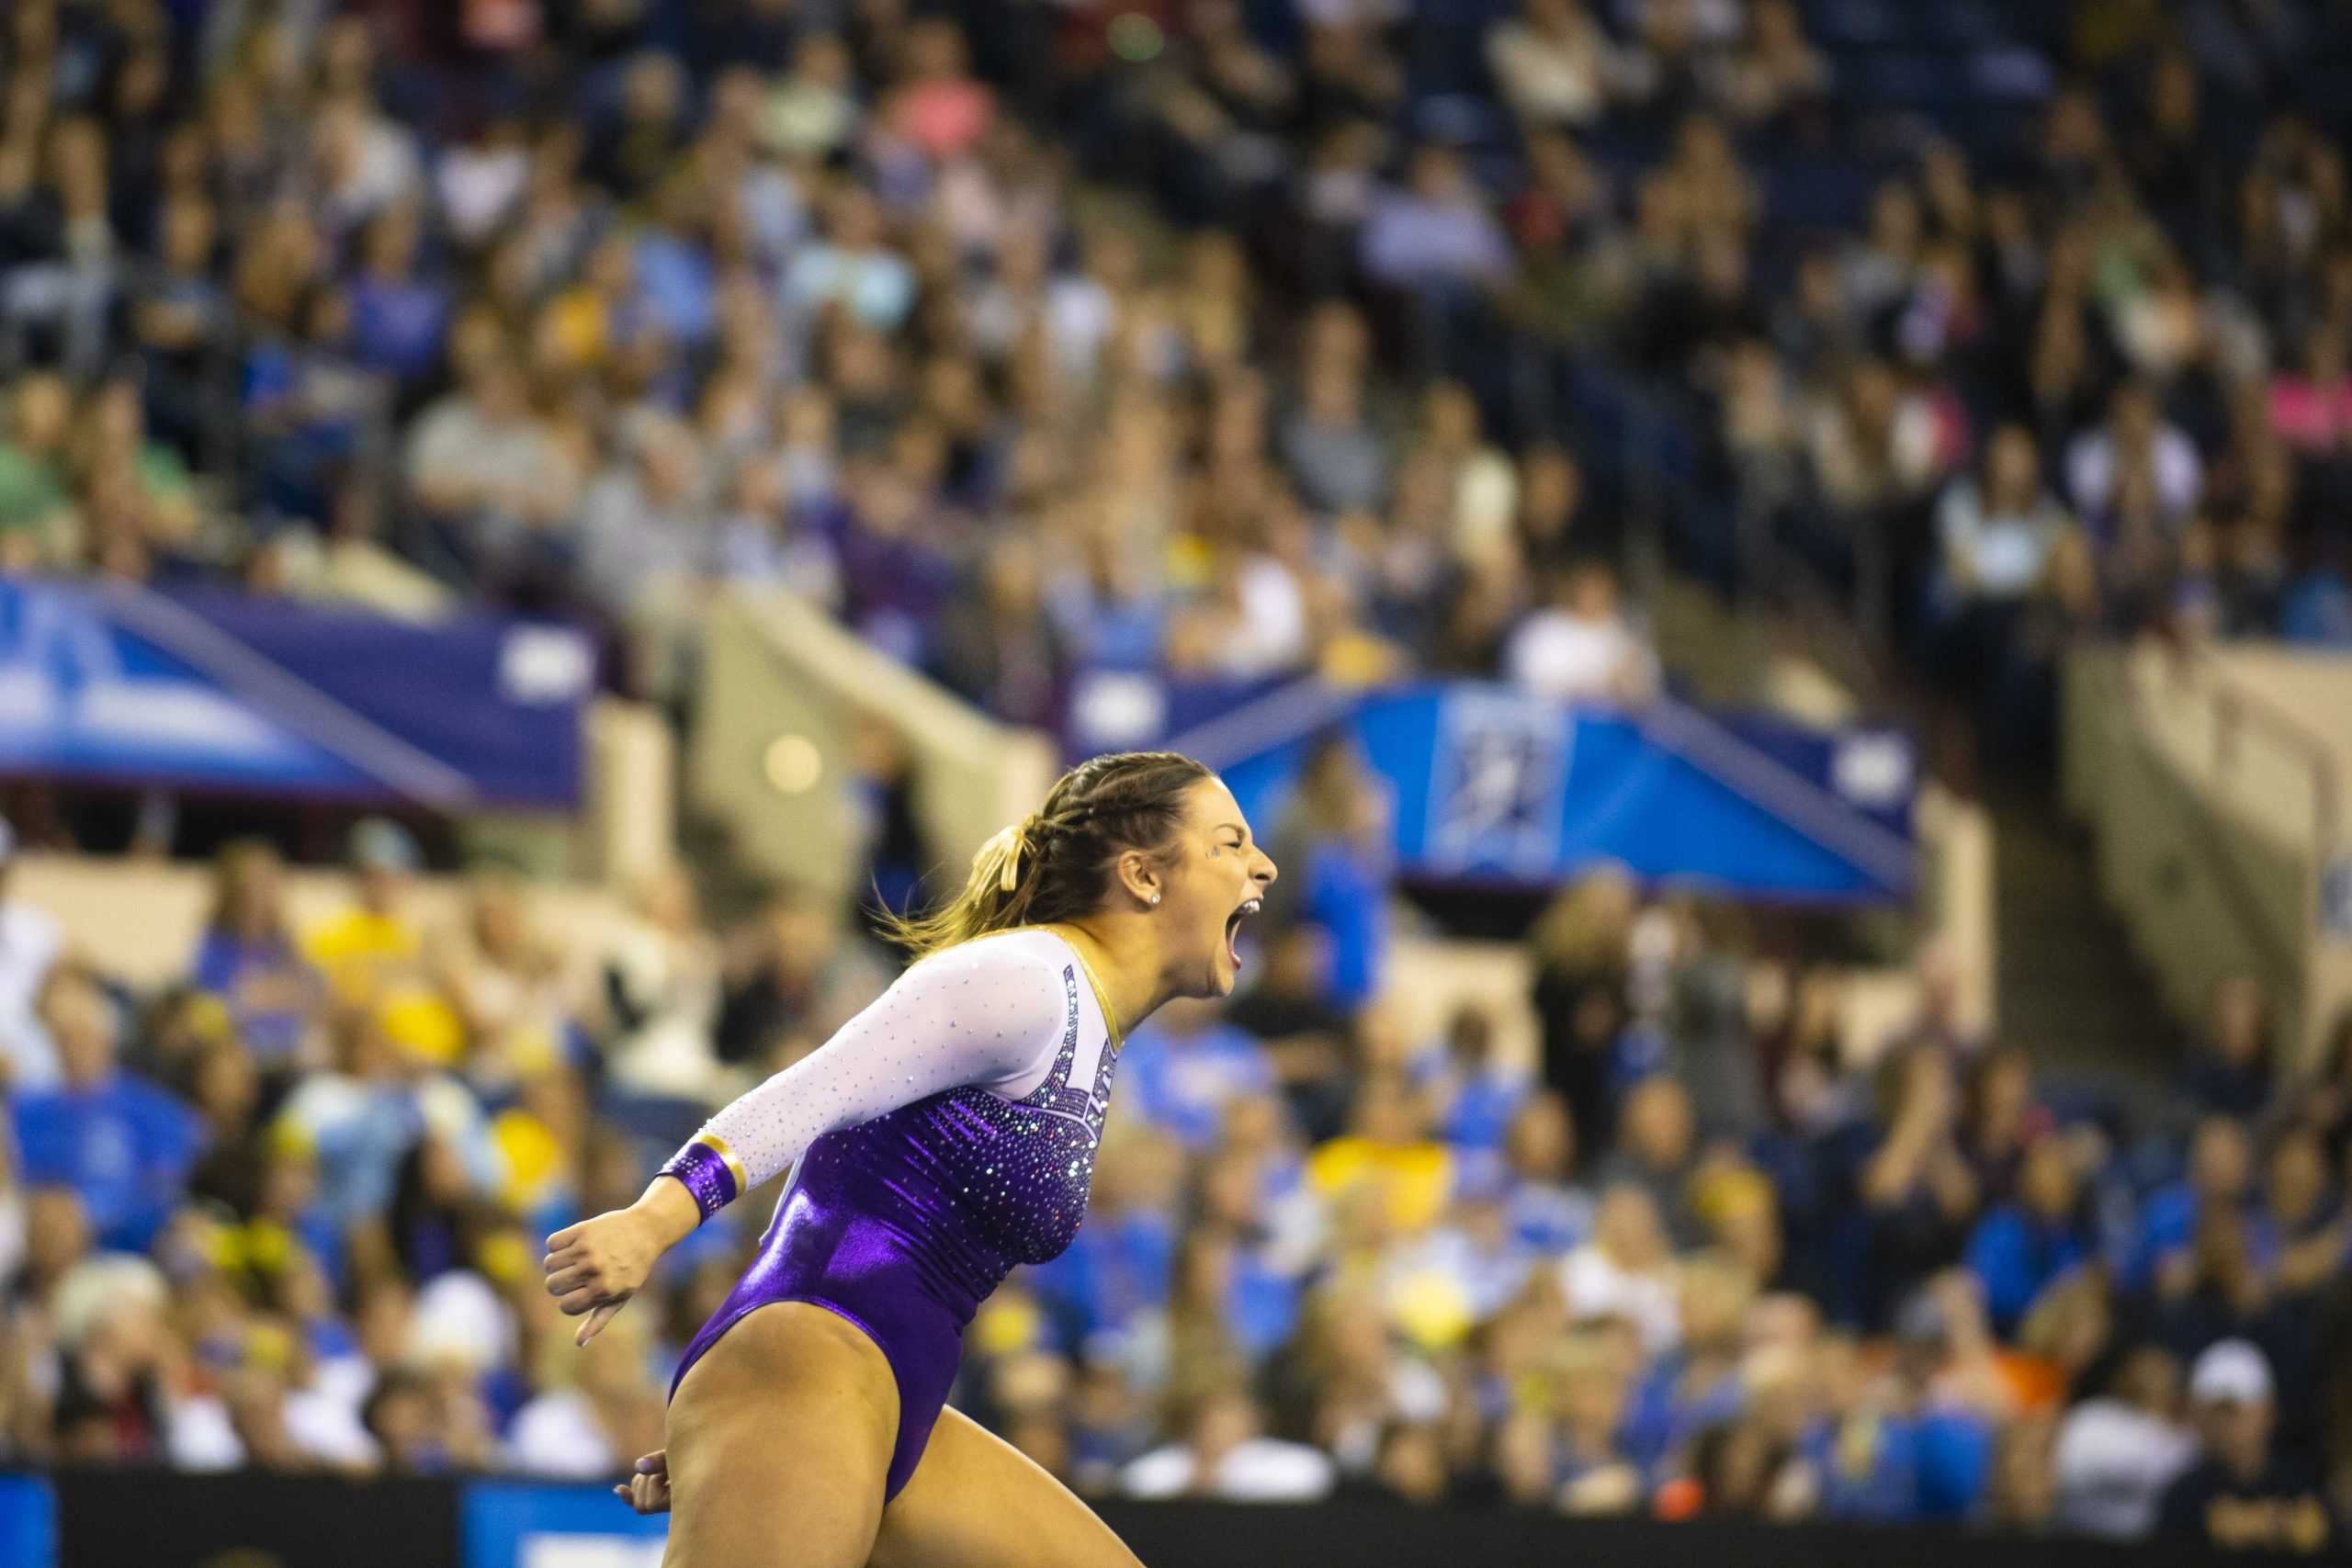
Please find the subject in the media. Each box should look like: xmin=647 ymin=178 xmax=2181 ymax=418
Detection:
xmin=1224 ymin=897 xmax=1261 ymax=967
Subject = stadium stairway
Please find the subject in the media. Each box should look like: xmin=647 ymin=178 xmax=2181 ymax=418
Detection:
xmin=1989 ymin=781 xmax=2181 ymax=1131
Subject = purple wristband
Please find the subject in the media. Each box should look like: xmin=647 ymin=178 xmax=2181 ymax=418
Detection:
xmin=659 ymin=1138 xmax=741 ymax=1224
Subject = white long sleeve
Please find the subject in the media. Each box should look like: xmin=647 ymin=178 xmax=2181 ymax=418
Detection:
xmin=673 ymin=930 xmax=1079 ymax=1206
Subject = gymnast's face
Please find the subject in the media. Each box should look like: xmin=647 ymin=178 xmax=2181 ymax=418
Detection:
xmin=1149 ymin=775 xmax=1277 ymax=999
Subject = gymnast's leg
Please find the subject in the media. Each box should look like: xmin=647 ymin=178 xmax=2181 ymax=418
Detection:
xmin=869 ymin=1405 xmax=1146 ymax=1568
xmin=660 ymin=1303 xmax=900 ymax=1568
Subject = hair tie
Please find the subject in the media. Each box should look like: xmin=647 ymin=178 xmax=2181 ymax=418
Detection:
xmin=979 ymin=814 xmax=1041 ymax=894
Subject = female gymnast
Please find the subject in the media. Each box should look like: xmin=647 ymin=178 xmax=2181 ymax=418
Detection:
xmin=542 ymin=750 xmax=1276 ymax=1567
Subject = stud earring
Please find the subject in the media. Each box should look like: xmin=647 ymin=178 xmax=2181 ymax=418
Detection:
xmin=1149 ymin=893 xmax=1161 ymax=906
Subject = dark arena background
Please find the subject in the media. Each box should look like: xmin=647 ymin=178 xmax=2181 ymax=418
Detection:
xmin=3 ymin=0 xmax=2352 ymax=1562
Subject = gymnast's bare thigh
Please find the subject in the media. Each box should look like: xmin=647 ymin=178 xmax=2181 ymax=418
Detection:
xmin=870 ymin=1405 xmax=1146 ymax=1568
xmin=660 ymin=1302 xmax=900 ymax=1568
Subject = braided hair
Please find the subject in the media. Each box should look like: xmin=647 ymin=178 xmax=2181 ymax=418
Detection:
xmin=876 ymin=750 xmax=1213 ymax=959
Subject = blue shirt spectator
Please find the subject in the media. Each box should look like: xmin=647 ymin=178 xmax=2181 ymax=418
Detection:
xmin=1264 ymin=736 xmax=1393 ymax=1012
xmin=1360 ymin=145 xmax=1514 ymax=296
xmin=1964 ymin=1136 xmax=2094 ymax=1333
xmin=347 ymin=210 xmax=448 ymax=385
xmin=190 ymin=840 xmax=322 ymax=1071
xmin=1815 ymin=1404 xmax=1996 ymax=1523
xmin=2125 ymin=1117 xmax=2272 ymax=1293
xmin=11 ymin=970 xmax=203 ymax=1253
xmin=1035 ymin=1201 xmax=1179 ymax=1350
xmin=1121 ymin=1001 xmax=1276 ymax=1152
xmin=634 ymin=221 xmax=719 ymax=346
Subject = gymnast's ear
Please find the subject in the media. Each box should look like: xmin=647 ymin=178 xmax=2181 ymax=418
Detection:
xmin=1109 ymin=845 xmax=1161 ymax=910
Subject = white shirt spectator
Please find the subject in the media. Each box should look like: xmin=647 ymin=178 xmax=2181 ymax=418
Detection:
xmin=1120 ymin=1437 xmax=1338 ymax=1501
xmin=1215 ymin=555 xmax=1311 ymax=678
xmin=1559 ymin=1241 xmax=1681 ymax=1355
xmin=1935 ymin=478 xmax=2071 ymax=600
xmin=287 ymin=1382 xmax=381 ymax=1469
xmin=166 ymin=1394 xmax=245 ymax=1472
xmin=435 ymin=141 xmax=530 ymax=246
xmin=1046 ymin=274 xmax=1119 ymax=380
xmin=2064 ymin=422 xmax=2202 ymax=528
xmin=504 ymin=1389 xmax=617 ymax=1478
xmin=2052 ymin=1396 xmax=2198 ymax=1540
xmin=1506 ymin=605 xmax=1658 ymax=702
xmin=1487 ymin=0 xmax=1614 ymax=127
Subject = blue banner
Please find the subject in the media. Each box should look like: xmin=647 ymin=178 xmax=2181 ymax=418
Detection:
xmin=462 ymin=1482 xmax=666 ymax=1568
xmin=0 ymin=1475 xmax=55 ymax=1568
xmin=0 ymin=578 xmax=594 ymax=808
xmin=1163 ymin=682 xmax=1916 ymax=903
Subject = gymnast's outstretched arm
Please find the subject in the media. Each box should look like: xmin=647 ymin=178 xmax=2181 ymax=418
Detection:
xmin=542 ymin=935 xmax=1069 ymax=1342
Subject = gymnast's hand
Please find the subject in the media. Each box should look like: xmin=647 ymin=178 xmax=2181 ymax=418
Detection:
xmin=616 ymin=1450 xmax=671 ymax=1514
xmin=545 ymin=1179 xmax=701 ymax=1345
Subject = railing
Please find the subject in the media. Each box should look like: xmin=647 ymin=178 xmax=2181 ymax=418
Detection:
xmin=2200 ymin=644 xmax=2344 ymax=852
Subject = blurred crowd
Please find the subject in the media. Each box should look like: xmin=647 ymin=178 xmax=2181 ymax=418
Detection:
xmin=2 ymin=0 xmax=2352 ymax=1553
xmin=0 ymin=0 xmax=2342 ymax=773
xmin=0 ymin=783 xmax=2347 ymax=1553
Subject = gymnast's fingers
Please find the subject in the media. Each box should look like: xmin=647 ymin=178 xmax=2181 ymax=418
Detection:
xmin=575 ymin=1299 xmax=626 ymax=1347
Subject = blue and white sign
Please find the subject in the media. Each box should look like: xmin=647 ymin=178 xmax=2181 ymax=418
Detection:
xmin=0 ymin=577 xmax=593 ymax=807
xmin=1424 ymin=686 xmax=1571 ymax=875
xmin=0 ymin=1474 xmax=55 ymax=1568
xmin=1152 ymin=680 xmax=1916 ymax=903
xmin=463 ymin=1483 xmax=666 ymax=1568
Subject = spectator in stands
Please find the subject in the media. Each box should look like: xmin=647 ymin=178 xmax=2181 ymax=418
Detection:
xmin=2157 ymin=1340 xmax=2339 ymax=1551
xmin=192 ymin=840 xmax=322 ymax=1077
xmin=1928 ymin=423 xmax=2075 ymax=669
xmin=1965 ymin=1134 xmax=2094 ymax=1336
xmin=1598 ymin=1077 xmax=1702 ymax=1249
xmin=271 ymin=1006 xmax=490 ymax=1239
xmin=1359 ymin=144 xmax=1514 ymax=299
xmin=2258 ymin=1129 xmax=2345 ymax=1300
xmin=1486 ymin=0 xmax=1620 ymax=130
xmin=0 ymin=372 xmax=74 ymax=566
xmin=9 ymin=964 xmax=200 ymax=1254
xmin=1124 ymin=998 xmax=1278 ymax=1155
xmin=304 ymin=818 xmax=461 ymax=1069
xmin=1850 ymin=1047 xmax=1981 ymax=1329
xmin=2183 ymin=974 xmax=2275 ymax=1123
xmin=503 ymin=1311 xmax=664 ymax=1478
xmin=1562 ymin=1185 xmax=1680 ymax=1355
xmin=1957 ymin=1044 xmax=2047 ymax=1207
xmin=1226 ymin=921 xmax=1354 ymax=1143
xmin=1980 ymin=1414 xmax=2060 ymax=1532
xmin=435 ymin=874 xmax=581 ymax=1099
xmin=1261 ymin=734 xmax=1392 ymax=1012
xmin=2130 ymin=1114 xmax=2263 ymax=1295
xmin=1481 ymin=1091 xmax=1580 ymax=1251
xmin=1308 ymin=1071 xmax=1453 ymax=1237
xmin=1551 ymin=1325 xmax=1645 ymax=1514
xmin=2052 ymin=1344 xmax=2197 ymax=1540
xmin=401 ymin=350 xmax=575 ymax=591
xmin=1531 ymin=867 xmax=1634 ymax=1166
xmin=1505 ymin=558 xmax=1660 ymax=704
xmin=1417 ymin=1004 xmax=1530 ymax=1177
xmin=1121 ymin=1382 xmax=1336 ymax=1501
xmin=923 ymin=536 xmax=1067 ymax=728
xmin=45 ymin=1255 xmax=175 ymax=1465
xmin=2066 ymin=379 xmax=2204 ymax=539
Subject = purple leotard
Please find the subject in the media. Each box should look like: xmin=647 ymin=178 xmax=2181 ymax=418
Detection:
xmin=660 ymin=930 xmax=1119 ymax=1500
